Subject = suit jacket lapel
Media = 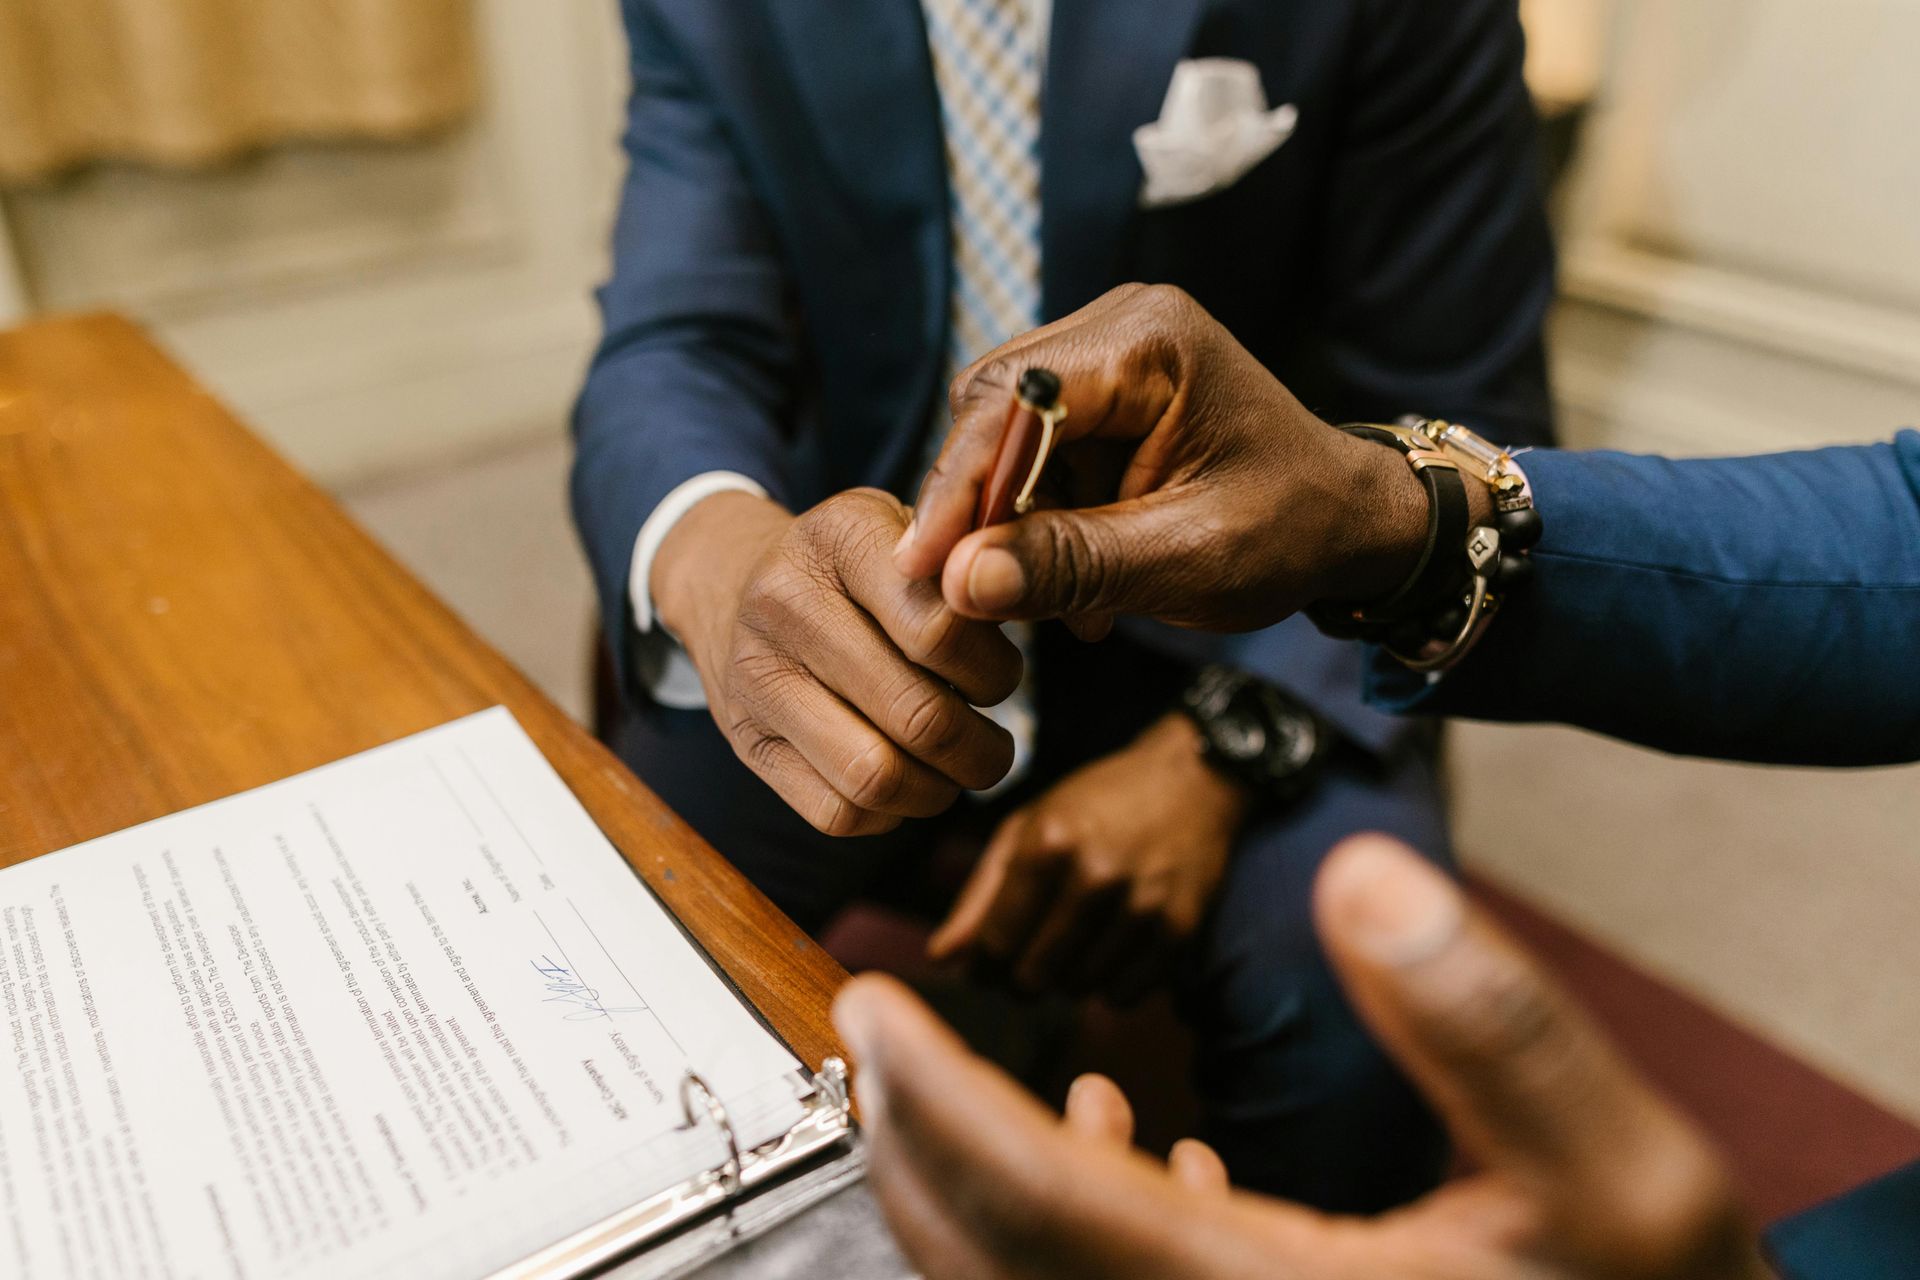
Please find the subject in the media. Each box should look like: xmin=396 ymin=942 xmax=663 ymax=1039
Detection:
xmin=755 ymin=0 xmax=946 ymax=229
xmin=1042 ymin=0 xmax=1208 ymax=318
xmin=755 ymin=0 xmax=949 ymax=487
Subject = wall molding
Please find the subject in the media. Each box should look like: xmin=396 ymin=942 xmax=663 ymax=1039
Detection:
xmin=162 ymin=288 xmax=600 ymax=486
xmin=1549 ymin=291 xmax=1920 ymax=460
xmin=1550 ymin=231 xmax=1920 ymax=461
xmin=1563 ymin=239 xmax=1920 ymax=389
xmin=0 ymin=211 xmax=27 ymax=324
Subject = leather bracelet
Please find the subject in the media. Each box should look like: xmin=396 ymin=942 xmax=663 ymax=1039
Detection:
xmin=1307 ymin=418 xmax=1541 ymax=672
xmin=1336 ymin=424 xmax=1471 ymax=621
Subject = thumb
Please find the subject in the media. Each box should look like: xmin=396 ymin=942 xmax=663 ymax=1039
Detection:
xmin=940 ymin=495 xmax=1196 ymax=624
xmin=833 ymin=974 xmax=1056 ymax=1275
xmin=1312 ymin=837 xmax=1718 ymax=1200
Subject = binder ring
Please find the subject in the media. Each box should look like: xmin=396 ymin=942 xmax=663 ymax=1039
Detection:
xmin=679 ymin=1071 xmax=744 ymax=1199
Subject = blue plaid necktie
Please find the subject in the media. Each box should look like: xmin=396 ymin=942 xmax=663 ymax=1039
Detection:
xmin=922 ymin=0 xmax=1044 ymax=371
xmin=922 ymin=0 xmax=1044 ymax=784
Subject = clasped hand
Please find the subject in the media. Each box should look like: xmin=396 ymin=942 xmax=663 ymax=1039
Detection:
xmin=656 ymin=479 xmax=1244 ymax=1000
xmin=653 ymin=487 xmax=1019 ymax=836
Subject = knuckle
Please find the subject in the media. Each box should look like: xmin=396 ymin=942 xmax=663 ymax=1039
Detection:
xmin=824 ymin=493 xmax=900 ymax=569
xmin=841 ymin=738 xmax=911 ymax=811
xmin=808 ymin=789 xmax=868 ymax=838
xmin=732 ymin=724 xmax=789 ymax=777
xmin=729 ymin=645 xmax=805 ymax=704
xmin=1121 ymin=286 xmax=1199 ymax=392
xmin=897 ymin=603 xmax=968 ymax=670
xmin=890 ymin=680 xmax=964 ymax=757
xmin=740 ymin=558 xmax=823 ymax=626
xmin=1073 ymin=856 xmax=1126 ymax=894
xmin=1004 ymin=834 xmax=1060 ymax=873
xmin=951 ymin=356 xmax=1018 ymax=418
xmin=1032 ymin=814 xmax=1078 ymax=853
xmin=1135 ymin=282 xmax=1197 ymax=324
xmin=1040 ymin=519 xmax=1112 ymax=614
xmin=1429 ymin=954 xmax=1566 ymax=1069
xmin=790 ymin=500 xmax=858 ymax=568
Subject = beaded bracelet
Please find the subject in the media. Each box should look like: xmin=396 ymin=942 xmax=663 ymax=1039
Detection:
xmin=1306 ymin=417 xmax=1540 ymax=673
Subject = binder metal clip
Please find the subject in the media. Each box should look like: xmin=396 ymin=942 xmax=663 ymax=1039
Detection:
xmin=487 ymin=1059 xmax=857 ymax=1280
xmin=679 ymin=1072 xmax=743 ymax=1199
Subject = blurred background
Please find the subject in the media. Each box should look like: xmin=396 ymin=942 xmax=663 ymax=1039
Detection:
xmin=3 ymin=0 xmax=1917 ymax=1220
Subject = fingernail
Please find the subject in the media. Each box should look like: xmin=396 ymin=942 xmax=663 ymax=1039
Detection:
xmin=832 ymin=987 xmax=878 ymax=1058
xmin=895 ymin=516 xmax=918 ymax=554
xmin=965 ymin=547 xmax=1026 ymax=612
xmin=831 ymin=984 xmax=893 ymax=1119
xmin=1330 ymin=839 xmax=1463 ymax=967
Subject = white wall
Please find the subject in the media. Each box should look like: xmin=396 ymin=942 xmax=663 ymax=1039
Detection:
xmin=1452 ymin=0 xmax=1920 ymax=1122
xmin=0 ymin=0 xmax=630 ymax=486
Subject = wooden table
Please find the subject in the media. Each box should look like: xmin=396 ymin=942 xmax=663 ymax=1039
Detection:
xmin=0 ymin=313 xmax=848 ymax=1072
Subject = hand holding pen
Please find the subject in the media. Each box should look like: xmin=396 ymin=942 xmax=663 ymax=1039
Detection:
xmin=894 ymin=283 xmax=1434 ymax=635
xmin=970 ymin=366 xmax=1067 ymax=530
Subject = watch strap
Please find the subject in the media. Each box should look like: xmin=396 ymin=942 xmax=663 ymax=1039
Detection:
xmin=1340 ymin=424 xmax=1472 ymax=620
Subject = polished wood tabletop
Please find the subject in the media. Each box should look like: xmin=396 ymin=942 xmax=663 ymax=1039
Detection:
xmin=0 ymin=312 xmax=848 ymax=1072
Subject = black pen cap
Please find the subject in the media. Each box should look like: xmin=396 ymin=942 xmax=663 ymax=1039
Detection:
xmin=1018 ymin=367 xmax=1062 ymax=410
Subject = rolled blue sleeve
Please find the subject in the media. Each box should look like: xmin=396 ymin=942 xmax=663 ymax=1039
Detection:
xmin=1370 ymin=432 xmax=1920 ymax=765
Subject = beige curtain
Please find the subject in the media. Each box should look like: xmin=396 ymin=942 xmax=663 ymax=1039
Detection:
xmin=0 ymin=0 xmax=478 ymax=185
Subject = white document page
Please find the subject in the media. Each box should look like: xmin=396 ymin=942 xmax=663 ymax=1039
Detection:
xmin=0 ymin=708 xmax=808 ymax=1280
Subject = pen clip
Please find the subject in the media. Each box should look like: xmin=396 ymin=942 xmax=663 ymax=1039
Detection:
xmin=1011 ymin=402 xmax=1068 ymax=516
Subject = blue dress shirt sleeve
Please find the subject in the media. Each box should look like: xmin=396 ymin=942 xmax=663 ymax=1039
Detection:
xmin=1369 ymin=432 xmax=1920 ymax=765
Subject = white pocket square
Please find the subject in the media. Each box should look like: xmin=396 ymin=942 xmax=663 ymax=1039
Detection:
xmin=1133 ymin=58 xmax=1298 ymax=209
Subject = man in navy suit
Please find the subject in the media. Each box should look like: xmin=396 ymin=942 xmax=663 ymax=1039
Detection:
xmin=571 ymin=0 xmax=1555 ymax=1210
xmin=840 ymin=287 xmax=1920 ymax=1280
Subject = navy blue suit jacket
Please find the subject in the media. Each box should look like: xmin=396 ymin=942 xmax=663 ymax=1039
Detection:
xmin=574 ymin=0 xmax=1556 ymax=748
xmin=1373 ymin=432 xmax=1920 ymax=1276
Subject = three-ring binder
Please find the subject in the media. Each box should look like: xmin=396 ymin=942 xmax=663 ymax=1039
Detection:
xmin=485 ymin=1059 xmax=857 ymax=1280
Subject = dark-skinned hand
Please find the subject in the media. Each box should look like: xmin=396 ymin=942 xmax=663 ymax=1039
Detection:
xmin=835 ymin=835 xmax=1773 ymax=1280
xmin=653 ymin=488 xmax=1021 ymax=836
xmin=894 ymin=283 xmax=1460 ymax=636
xmin=927 ymin=711 xmax=1248 ymax=1003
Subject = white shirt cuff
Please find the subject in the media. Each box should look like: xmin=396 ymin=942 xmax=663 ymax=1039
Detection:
xmin=628 ymin=471 xmax=770 ymax=711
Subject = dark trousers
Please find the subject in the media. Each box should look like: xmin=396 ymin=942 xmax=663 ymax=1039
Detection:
xmin=614 ymin=625 xmax=1451 ymax=1212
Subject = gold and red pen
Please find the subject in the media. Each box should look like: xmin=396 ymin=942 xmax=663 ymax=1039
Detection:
xmin=971 ymin=368 xmax=1067 ymax=531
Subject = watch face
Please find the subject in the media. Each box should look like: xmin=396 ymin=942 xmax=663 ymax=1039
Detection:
xmin=1269 ymin=711 xmax=1320 ymax=776
xmin=1212 ymin=711 xmax=1268 ymax=763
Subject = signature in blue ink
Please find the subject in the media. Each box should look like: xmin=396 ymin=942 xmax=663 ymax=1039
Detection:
xmin=531 ymin=956 xmax=646 ymax=1021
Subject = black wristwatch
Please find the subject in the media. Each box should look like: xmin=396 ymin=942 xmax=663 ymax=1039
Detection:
xmin=1179 ymin=666 xmax=1328 ymax=805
